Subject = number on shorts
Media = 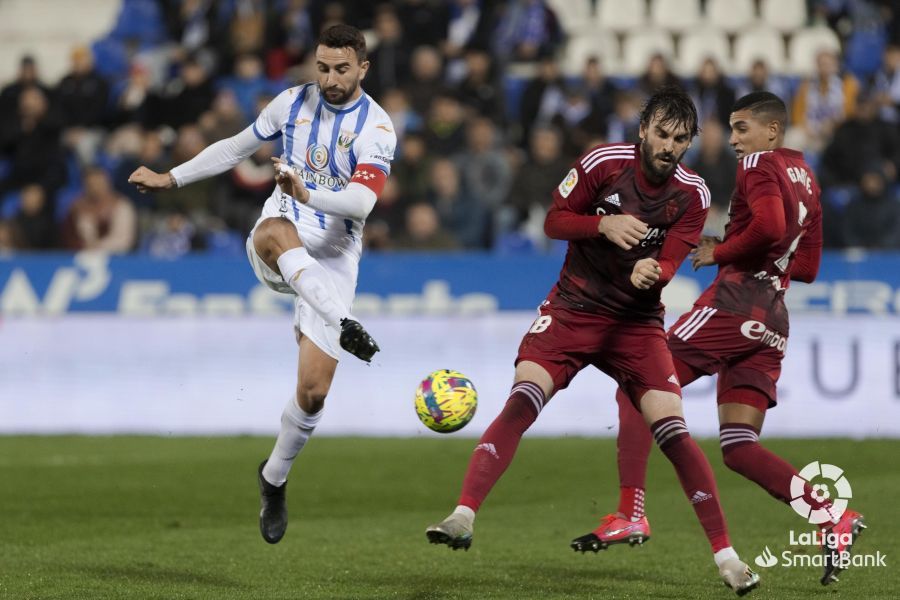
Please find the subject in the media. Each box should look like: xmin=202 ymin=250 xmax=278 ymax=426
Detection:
xmin=529 ymin=315 xmax=552 ymax=334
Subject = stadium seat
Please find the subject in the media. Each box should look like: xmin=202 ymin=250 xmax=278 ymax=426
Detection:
xmin=561 ymin=32 xmax=620 ymax=77
xmin=676 ymin=26 xmax=731 ymax=77
xmin=620 ymin=28 xmax=676 ymax=77
xmin=787 ymin=26 xmax=842 ymax=77
xmin=546 ymin=0 xmax=594 ymax=36
xmin=0 ymin=191 xmax=22 ymax=220
xmin=759 ymin=0 xmax=808 ymax=33
xmin=649 ymin=0 xmax=702 ymax=34
xmin=596 ymin=0 xmax=646 ymax=33
xmin=733 ymin=26 xmax=787 ymax=76
xmin=705 ymin=0 xmax=757 ymax=34
xmin=493 ymin=231 xmax=537 ymax=255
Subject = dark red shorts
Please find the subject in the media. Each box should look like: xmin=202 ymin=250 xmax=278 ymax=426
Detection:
xmin=516 ymin=301 xmax=681 ymax=400
xmin=667 ymin=305 xmax=785 ymax=408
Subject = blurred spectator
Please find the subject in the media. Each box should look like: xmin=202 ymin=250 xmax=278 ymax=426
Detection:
xmin=215 ymin=140 xmax=278 ymax=235
xmin=158 ymin=125 xmax=214 ymax=216
xmin=519 ymin=56 xmax=565 ymax=146
xmin=14 ymin=184 xmax=55 ymax=250
xmin=638 ymin=54 xmax=681 ymax=98
xmin=688 ymin=119 xmax=736 ymax=237
xmin=396 ymin=0 xmax=450 ymax=50
xmin=842 ymin=170 xmax=900 ymax=248
xmin=404 ymin=45 xmax=451 ymax=116
xmin=606 ymin=91 xmax=642 ymax=144
xmin=423 ymin=94 xmax=467 ymax=155
xmin=790 ymin=49 xmax=860 ymax=154
xmin=0 ymin=86 xmax=66 ymax=197
xmin=873 ymin=44 xmax=900 ymax=123
xmin=492 ymin=0 xmax=562 ymax=63
xmin=503 ymin=125 xmax=568 ymax=230
xmin=61 ymin=167 xmax=136 ymax=253
xmin=551 ymin=86 xmax=593 ymax=157
xmin=111 ymin=62 xmax=154 ymax=127
xmin=0 ymin=219 xmax=22 ymax=253
xmin=454 ymin=117 xmax=512 ymax=210
xmin=429 ymin=158 xmax=489 ymax=248
xmin=156 ymin=57 xmax=216 ymax=129
xmin=821 ymin=92 xmax=900 ymax=187
xmin=690 ymin=58 xmax=736 ymax=128
xmin=266 ymin=0 xmax=315 ymax=78
xmin=144 ymin=211 xmax=206 ymax=258
xmin=227 ymin=0 xmax=266 ymax=58
xmin=366 ymin=176 xmax=406 ymax=243
xmin=57 ymin=46 xmax=109 ymax=165
xmin=112 ymin=128 xmax=167 ymax=209
xmin=736 ymin=60 xmax=790 ymax=105
xmin=456 ymin=47 xmax=505 ymax=122
xmin=198 ymin=89 xmax=247 ymax=140
xmin=442 ymin=0 xmax=497 ymax=69
xmin=379 ymin=88 xmax=422 ymax=142
xmin=219 ymin=54 xmax=273 ymax=121
xmin=366 ymin=5 xmax=411 ymax=101
xmin=392 ymin=132 xmax=432 ymax=204
xmin=0 ymin=56 xmax=52 ymax=129
xmin=577 ymin=56 xmax=618 ymax=140
xmin=394 ymin=201 xmax=459 ymax=250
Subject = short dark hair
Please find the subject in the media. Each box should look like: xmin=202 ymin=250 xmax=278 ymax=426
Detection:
xmin=731 ymin=92 xmax=787 ymax=130
xmin=317 ymin=24 xmax=367 ymax=63
xmin=639 ymin=85 xmax=699 ymax=138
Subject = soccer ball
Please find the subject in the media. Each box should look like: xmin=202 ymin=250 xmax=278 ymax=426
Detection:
xmin=414 ymin=369 xmax=478 ymax=433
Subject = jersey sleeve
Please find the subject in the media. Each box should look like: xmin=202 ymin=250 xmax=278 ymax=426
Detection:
xmin=738 ymin=152 xmax=781 ymax=201
xmin=355 ymin=119 xmax=397 ymax=176
xmin=666 ymin=182 xmax=709 ymax=247
xmin=543 ymin=149 xmax=608 ymax=240
xmin=252 ymin=87 xmax=298 ymax=141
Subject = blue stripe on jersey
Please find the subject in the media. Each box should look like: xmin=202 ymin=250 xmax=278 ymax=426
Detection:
xmin=344 ymin=218 xmax=355 ymax=240
xmin=282 ymin=84 xmax=310 ymax=166
xmin=315 ymin=210 xmax=326 ymax=229
xmin=348 ymin=95 xmax=371 ymax=174
xmin=368 ymin=163 xmax=389 ymax=175
xmin=252 ymin=122 xmax=282 ymax=141
xmin=291 ymin=197 xmax=300 ymax=221
xmin=304 ymin=97 xmax=325 ymax=190
xmin=327 ymin=110 xmax=346 ymax=181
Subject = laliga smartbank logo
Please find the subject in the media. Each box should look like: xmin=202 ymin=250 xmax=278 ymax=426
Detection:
xmin=753 ymin=461 xmax=885 ymax=572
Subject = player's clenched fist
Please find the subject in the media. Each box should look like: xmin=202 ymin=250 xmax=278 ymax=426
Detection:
xmin=598 ymin=214 xmax=649 ymax=250
xmin=127 ymin=166 xmax=175 ymax=193
xmin=630 ymin=257 xmax=661 ymax=290
xmin=271 ymin=157 xmax=310 ymax=203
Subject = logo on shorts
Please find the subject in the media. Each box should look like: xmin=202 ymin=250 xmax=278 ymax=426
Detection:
xmin=305 ymin=143 xmax=330 ymax=171
xmin=667 ymin=374 xmax=679 ymax=385
xmin=739 ymin=320 xmax=787 ymax=352
xmin=558 ymin=168 xmax=578 ymax=198
xmin=790 ymin=461 xmax=852 ymax=525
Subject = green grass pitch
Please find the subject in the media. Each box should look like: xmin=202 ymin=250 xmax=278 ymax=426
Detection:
xmin=0 ymin=436 xmax=897 ymax=599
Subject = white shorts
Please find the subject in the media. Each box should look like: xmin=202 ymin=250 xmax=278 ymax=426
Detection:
xmin=246 ymin=209 xmax=359 ymax=361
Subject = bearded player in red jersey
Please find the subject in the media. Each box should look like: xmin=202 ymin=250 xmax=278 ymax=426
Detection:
xmin=573 ymin=92 xmax=865 ymax=586
xmin=426 ymin=87 xmax=760 ymax=595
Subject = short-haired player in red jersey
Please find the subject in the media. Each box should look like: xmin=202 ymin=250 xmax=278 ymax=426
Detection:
xmin=574 ymin=92 xmax=865 ymax=586
xmin=426 ymin=86 xmax=759 ymax=595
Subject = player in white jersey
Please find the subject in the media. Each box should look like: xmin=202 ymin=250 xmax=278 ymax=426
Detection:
xmin=128 ymin=25 xmax=396 ymax=544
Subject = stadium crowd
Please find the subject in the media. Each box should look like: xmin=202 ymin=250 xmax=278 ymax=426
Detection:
xmin=0 ymin=0 xmax=899 ymax=256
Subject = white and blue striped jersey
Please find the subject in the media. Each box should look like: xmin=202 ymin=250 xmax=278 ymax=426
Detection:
xmin=253 ymin=83 xmax=396 ymax=263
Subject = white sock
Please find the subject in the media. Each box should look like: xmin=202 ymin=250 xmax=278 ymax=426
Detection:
xmin=276 ymin=247 xmax=349 ymax=327
xmin=453 ymin=505 xmax=476 ymax=525
xmin=262 ymin=395 xmax=323 ymax=486
xmin=714 ymin=546 xmax=739 ymax=568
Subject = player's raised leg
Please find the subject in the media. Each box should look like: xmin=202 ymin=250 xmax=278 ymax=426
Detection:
xmin=426 ymin=361 xmax=554 ymax=550
xmin=258 ymin=334 xmax=336 ymax=543
xmin=641 ymin=390 xmax=759 ymax=595
xmin=717 ymin=391 xmax=866 ymax=585
xmin=253 ymin=216 xmax=379 ymax=362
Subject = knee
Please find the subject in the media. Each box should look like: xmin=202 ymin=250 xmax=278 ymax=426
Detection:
xmin=253 ymin=217 xmax=297 ymax=264
xmin=296 ymin=382 xmax=329 ymax=413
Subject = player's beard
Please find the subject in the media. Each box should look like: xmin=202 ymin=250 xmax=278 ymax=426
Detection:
xmin=322 ymin=79 xmax=359 ymax=105
xmin=640 ymin=137 xmax=681 ymax=184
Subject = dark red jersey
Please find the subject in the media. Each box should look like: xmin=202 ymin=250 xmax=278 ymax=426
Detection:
xmin=695 ymin=148 xmax=822 ymax=334
xmin=544 ymin=143 xmax=710 ymax=323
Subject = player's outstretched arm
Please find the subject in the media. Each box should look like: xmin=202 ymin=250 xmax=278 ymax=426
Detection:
xmin=128 ymin=167 xmax=175 ymax=193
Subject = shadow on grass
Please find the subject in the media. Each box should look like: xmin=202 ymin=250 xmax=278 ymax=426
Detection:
xmin=74 ymin=562 xmax=245 ymax=590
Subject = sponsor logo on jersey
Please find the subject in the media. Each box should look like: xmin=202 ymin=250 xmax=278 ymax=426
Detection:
xmin=740 ymin=319 xmax=787 ymax=352
xmin=336 ymin=129 xmax=357 ymax=151
xmin=295 ymin=117 xmax=310 ymax=126
xmin=665 ymin=198 xmax=679 ymax=221
xmin=375 ymin=124 xmax=393 ymax=133
xmin=305 ymin=143 xmax=330 ymax=171
xmin=558 ymin=168 xmax=578 ymax=198
xmin=298 ymin=168 xmax=347 ymax=190
xmin=604 ymin=193 xmax=621 ymax=206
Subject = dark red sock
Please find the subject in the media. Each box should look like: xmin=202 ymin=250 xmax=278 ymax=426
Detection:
xmin=615 ymin=387 xmax=651 ymax=519
xmin=651 ymin=416 xmax=731 ymax=552
xmin=457 ymin=381 xmax=545 ymax=511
